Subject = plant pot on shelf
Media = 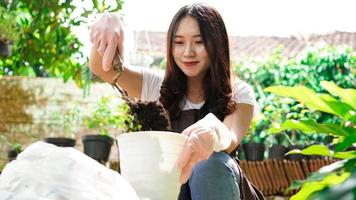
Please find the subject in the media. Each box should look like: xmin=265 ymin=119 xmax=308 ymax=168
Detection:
xmin=0 ymin=41 xmax=12 ymax=57
xmin=82 ymin=135 xmax=114 ymax=164
xmin=117 ymin=131 xmax=187 ymax=200
xmin=242 ymin=142 xmax=265 ymax=161
xmin=268 ymin=144 xmax=287 ymax=160
xmin=43 ymin=137 xmax=76 ymax=147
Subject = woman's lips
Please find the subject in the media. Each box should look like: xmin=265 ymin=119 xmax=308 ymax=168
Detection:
xmin=183 ymin=61 xmax=199 ymax=66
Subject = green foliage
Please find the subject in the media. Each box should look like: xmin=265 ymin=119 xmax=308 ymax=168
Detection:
xmin=235 ymin=46 xmax=356 ymax=145
xmin=83 ymin=96 xmax=139 ymax=137
xmin=50 ymin=105 xmax=84 ymax=138
xmin=242 ymin=115 xmax=268 ymax=144
xmin=0 ymin=0 xmax=123 ymax=91
xmin=0 ymin=135 xmax=22 ymax=153
xmin=265 ymin=81 xmax=356 ymax=199
xmin=0 ymin=6 xmax=21 ymax=42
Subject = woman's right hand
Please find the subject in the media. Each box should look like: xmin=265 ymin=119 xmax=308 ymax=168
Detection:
xmin=90 ymin=13 xmax=125 ymax=72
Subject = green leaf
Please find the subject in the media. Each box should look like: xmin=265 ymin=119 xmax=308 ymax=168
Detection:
xmin=92 ymin=0 xmax=99 ymax=9
xmin=309 ymin=171 xmax=356 ymax=200
xmin=319 ymin=158 xmax=356 ymax=174
xmin=291 ymin=172 xmax=350 ymax=200
xmin=286 ymin=144 xmax=331 ymax=156
xmin=334 ymin=135 xmax=356 ymax=151
xmin=268 ymin=119 xmax=350 ymax=137
xmin=345 ymin=111 xmax=356 ymax=124
xmin=334 ymin=151 xmax=356 ymax=159
xmin=321 ymin=81 xmax=356 ymax=111
xmin=264 ymin=85 xmax=352 ymax=118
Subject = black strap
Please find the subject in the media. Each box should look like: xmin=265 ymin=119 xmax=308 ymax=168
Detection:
xmin=233 ymin=158 xmax=265 ymax=200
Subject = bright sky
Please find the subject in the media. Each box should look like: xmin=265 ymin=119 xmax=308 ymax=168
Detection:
xmin=122 ymin=0 xmax=356 ymax=36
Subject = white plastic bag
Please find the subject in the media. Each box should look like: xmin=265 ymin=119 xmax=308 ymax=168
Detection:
xmin=0 ymin=141 xmax=139 ymax=200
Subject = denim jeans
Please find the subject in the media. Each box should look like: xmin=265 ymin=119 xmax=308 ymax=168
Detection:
xmin=179 ymin=151 xmax=241 ymax=200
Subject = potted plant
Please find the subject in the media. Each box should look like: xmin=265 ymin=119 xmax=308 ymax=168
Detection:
xmin=82 ymin=96 xmax=130 ymax=164
xmin=7 ymin=143 xmax=22 ymax=161
xmin=44 ymin=105 xmax=83 ymax=147
xmin=0 ymin=6 xmax=20 ymax=57
xmin=265 ymin=81 xmax=356 ymax=199
xmin=241 ymin=116 xmax=267 ymax=161
xmin=284 ymin=131 xmax=308 ymax=160
xmin=0 ymin=135 xmax=22 ymax=161
xmin=115 ymin=88 xmax=185 ymax=200
xmin=266 ymin=132 xmax=290 ymax=160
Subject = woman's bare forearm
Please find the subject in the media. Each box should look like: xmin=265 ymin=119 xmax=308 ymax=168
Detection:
xmin=89 ymin=46 xmax=143 ymax=99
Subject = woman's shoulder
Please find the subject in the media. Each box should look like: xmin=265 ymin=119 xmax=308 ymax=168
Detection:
xmin=140 ymin=67 xmax=164 ymax=101
xmin=232 ymin=79 xmax=254 ymax=93
xmin=141 ymin=67 xmax=164 ymax=80
xmin=231 ymin=79 xmax=256 ymax=105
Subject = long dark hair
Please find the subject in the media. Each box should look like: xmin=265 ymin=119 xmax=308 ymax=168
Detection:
xmin=159 ymin=3 xmax=236 ymax=121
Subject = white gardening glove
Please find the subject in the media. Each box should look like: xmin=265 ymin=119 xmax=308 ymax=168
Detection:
xmin=90 ymin=13 xmax=125 ymax=71
xmin=176 ymin=113 xmax=233 ymax=183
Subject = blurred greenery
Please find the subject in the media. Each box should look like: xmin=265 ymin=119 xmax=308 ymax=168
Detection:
xmin=0 ymin=6 xmax=21 ymax=43
xmin=265 ymin=81 xmax=356 ymax=199
xmin=0 ymin=0 xmax=123 ymax=95
xmin=49 ymin=105 xmax=84 ymax=138
xmin=83 ymin=96 xmax=140 ymax=137
xmin=236 ymin=45 xmax=356 ymax=146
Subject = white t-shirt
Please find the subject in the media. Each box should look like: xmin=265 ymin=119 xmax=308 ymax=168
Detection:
xmin=140 ymin=68 xmax=258 ymax=113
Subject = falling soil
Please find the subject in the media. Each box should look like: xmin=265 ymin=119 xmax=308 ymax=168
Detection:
xmin=114 ymin=85 xmax=171 ymax=132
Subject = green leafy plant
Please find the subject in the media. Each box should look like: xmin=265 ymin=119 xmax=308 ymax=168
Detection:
xmin=50 ymin=105 xmax=83 ymax=138
xmin=0 ymin=6 xmax=21 ymax=43
xmin=265 ymin=81 xmax=356 ymax=200
xmin=83 ymin=96 xmax=138 ymax=137
xmin=0 ymin=0 xmax=123 ymax=91
xmin=0 ymin=135 xmax=22 ymax=156
xmin=235 ymin=45 xmax=356 ymax=148
xmin=242 ymin=116 xmax=268 ymax=144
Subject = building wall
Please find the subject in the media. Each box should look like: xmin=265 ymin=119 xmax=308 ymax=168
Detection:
xmin=0 ymin=76 xmax=120 ymax=169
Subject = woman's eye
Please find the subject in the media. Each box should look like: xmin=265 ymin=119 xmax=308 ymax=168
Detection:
xmin=195 ymin=40 xmax=203 ymax=44
xmin=173 ymin=41 xmax=183 ymax=45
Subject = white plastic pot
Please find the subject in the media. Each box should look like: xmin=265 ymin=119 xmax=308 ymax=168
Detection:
xmin=117 ymin=131 xmax=187 ymax=200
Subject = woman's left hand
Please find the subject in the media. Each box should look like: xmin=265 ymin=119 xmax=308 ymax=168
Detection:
xmin=176 ymin=120 xmax=216 ymax=184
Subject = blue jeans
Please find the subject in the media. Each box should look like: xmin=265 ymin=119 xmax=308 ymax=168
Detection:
xmin=179 ymin=152 xmax=241 ymax=200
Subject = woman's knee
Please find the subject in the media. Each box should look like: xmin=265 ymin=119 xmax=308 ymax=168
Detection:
xmin=188 ymin=152 xmax=241 ymax=200
xmin=192 ymin=152 xmax=238 ymax=176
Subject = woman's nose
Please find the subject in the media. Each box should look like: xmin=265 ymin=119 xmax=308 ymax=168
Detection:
xmin=183 ymin=44 xmax=195 ymax=57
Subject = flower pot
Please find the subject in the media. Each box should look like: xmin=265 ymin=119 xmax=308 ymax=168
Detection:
xmin=117 ymin=131 xmax=187 ymax=200
xmin=242 ymin=142 xmax=265 ymax=161
xmin=43 ymin=137 xmax=76 ymax=147
xmin=82 ymin=135 xmax=113 ymax=163
xmin=7 ymin=149 xmax=21 ymax=161
xmin=268 ymin=144 xmax=287 ymax=160
xmin=0 ymin=41 xmax=12 ymax=57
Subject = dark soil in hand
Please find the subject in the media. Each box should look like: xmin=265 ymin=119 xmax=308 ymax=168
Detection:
xmin=115 ymin=85 xmax=171 ymax=131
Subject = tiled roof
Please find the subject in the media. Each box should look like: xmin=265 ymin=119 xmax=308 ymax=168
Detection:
xmin=133 ymin=31 xmax=356 ymax=62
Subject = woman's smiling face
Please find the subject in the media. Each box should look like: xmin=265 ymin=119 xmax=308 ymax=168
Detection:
xmin=172 ymin=16 xmax=210 ymax=80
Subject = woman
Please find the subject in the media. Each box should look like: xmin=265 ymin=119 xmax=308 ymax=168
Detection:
xmin=90 ymin=3 xmax=261 ymax=200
